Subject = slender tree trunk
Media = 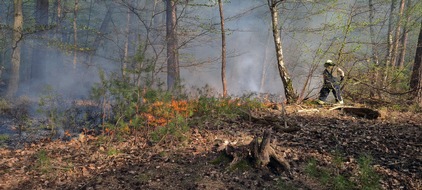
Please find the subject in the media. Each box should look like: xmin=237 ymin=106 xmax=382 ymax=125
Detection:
xmin=73 ymin=0 xmax=78 ymax=69
xmin=85 ymin=2 xmax=113 ymax=65
xmin=268 ymin=0 xmax=297 ymax=103
xmin=123 ymin=4 xmax=131 ymax=79
xmin=166 ymin=0 xmax=180 ymax=92
xmin=55 ymin=0 xmax=62 ymax=38
xmin=30 ymin=0 xmax=48 ymax=86
xmin=6 ymin=0 xmax=23 ymax=98
xmin=410 ymin=21 xmax=422 ymax=104
xmin=398 ymin=0 xmax=411 ymax=69
xmin=384 ymin=0 xmax=397 ymax=83
xmin=392 ymin=0 xmax=406 ymax=68
xmin=85 ymin=0 xmax=94 ymax=45
xmin=60 ymin=0 xmax=69 ymax=43
xmin=218 ymin=0 xmax=227 ymax=97
xmin=52 ymin=0 xmax=58 ymax=31
xmin=369 ymin=0 xmax=382 ymax=99
xmin=259 ymin=30 xmax=272 ymax=94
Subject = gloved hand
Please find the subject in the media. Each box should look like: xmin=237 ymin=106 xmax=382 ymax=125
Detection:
xmin=340 ymin=76 xmax=344 ymax=82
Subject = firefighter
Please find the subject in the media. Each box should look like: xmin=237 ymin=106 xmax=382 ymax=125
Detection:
xmin=316 ymin=60 xmax=344 ymax=105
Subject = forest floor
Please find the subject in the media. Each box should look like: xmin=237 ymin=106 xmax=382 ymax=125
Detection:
xmin=0 ymin=102 xmax=421 ymax=190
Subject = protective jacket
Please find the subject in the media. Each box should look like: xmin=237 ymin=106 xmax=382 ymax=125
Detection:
xmin=323 ymin=66 xmax=344 ymax=87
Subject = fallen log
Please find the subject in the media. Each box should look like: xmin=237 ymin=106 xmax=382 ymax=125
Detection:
xmin=330 ymin=106 xmax=381 ymax=119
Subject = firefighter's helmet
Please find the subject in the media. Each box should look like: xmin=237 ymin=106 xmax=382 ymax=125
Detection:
xmin=324 ymin=60 xmax=335 ymax=67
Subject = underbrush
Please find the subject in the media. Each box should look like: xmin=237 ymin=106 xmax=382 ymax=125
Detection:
xmin=90 ymin=71 xmax=265 ymax=145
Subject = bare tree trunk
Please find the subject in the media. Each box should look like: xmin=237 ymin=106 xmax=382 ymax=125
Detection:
xmin=166 ymin=0 xmax=180 ymax=92
xmin=384 ymin=0 xmax=397 ymax=83
xmin=56 ymin=0 xmax=61 ymax=31
xmin=398 ymin=0 xmax=411 ymax=69
xmin=59 ymin=0 xmax=69 ymax=44
xmin=0 ymin=22 xmax=4 ymax=83
xmin=218 ymin=0 xmax=227 ymax=97
xmin=84 ymin=2 xmax=113 ymax=66
xmin=392 ymin=0 xmax=406 ymax=68
xmin=123 ymin=4 xmax=132 ymax=79
xmin=410 ymin=20 xmax=422 ymax=104
xmin=73 ymin=0 xmax=78 ymax=69
xmin=267 ymin=0 xmax=297 ymax=103
xmin=6 ymin=0 xmax=23 ymax=98
xmin=259 ymin=30 xmax=272 ymax=94
xmin=369 ymin=0 xmax=382 ymax=99
xmin=30 ymin=0 xmax=49 ymax=87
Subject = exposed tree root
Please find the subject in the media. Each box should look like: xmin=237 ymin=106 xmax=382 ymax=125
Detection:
xmin=218 ymin=129 xmax=291 ymax=176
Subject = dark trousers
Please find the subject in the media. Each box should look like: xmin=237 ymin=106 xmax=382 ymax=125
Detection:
xmin=319 ymin=83 xmax=342 ymax=102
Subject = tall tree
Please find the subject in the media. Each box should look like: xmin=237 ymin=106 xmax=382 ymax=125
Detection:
xmin=267 ymin=0 xmax=297 ymax=103
xmin=384 ymin=0 xmax=397 ymax=83
xmin=218 ymin=0 xmax=227 ymax=97
xmin=410 ymin=20 xmax=422 ymax=104
xmin=166 ymin=0 xmax=180 ymax=92
xmin=31 ymin=0 xmax=49 ymax=84
xmin=82 ymin=1 xmax=114 ymax=66
xmin=123 ymin=2 xmax=132 ymax=79
xmin=369 ymin=0 xmax=382 ymax=98
xmin=392 ymin=0 xmax=406 ymax=68
xmin=73 ymin=0 xmax=78 ymax=69
xmin=398 ymin=0 xmax=412 ymax=69
xmin=6 ymin=0 xmax=23 ymax=98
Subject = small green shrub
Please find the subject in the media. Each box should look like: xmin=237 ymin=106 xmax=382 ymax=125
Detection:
xmin=333 ymin=175 xmax=354 ymax=190
xmin=0 ymin=134 xmax=9 ymax=147
xmin=0 ymin=98 xmax=11 ymax=112
xmin=150 ymin=114 xmax=189 ymax=143
xmin=35 ymin=149 xmax=51 ymax=173
xmin=409 ymin=103 xmax=422 ymax=113
xmin=304 ymin=158 xmax=319 ymax=177
xmin=228 ymin=159 xmax=251 ymax=172
xmin=106 ymin=148 xmax=120 ymax=156
xmin=357 ymin=155 xmax=381 ymax=190
xmin=304 ymin=154 xmax=381 ymax=190
xmin=210 ymin=153 xmax=231 ymax=165
xmin=37 ymin=85 xmax=65 ymax=134
xmin=0 ymin=134 xmax=10 ymax=141
xmin=276 ymin=180 xmax=298 ymax=190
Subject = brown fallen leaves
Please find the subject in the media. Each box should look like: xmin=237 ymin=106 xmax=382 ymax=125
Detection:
xmin=0 ymin=106 xmax=421 ymax=190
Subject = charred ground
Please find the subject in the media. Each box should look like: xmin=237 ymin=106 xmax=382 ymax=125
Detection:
xmin=0 ymin=100 xmax=421 ymax=190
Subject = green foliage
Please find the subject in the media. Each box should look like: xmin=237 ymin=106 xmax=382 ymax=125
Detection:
xmin=304 ymin=154 xmax=381 ymax=190
xmin=0 ymin=134 xmax=9 ymax=141
xmin=409 ymin=103 xmax=422 ymax=113
xmin=304 ymin=158 xmax=330 ymax=184
xmin=37 ymin=85 xmax=65 ymax=134
xmin=150 ymin=114 xmax=190 ymax=143
xmin=276 ymin=180 xmax=298 ymax=190
xmin=357 ymin=155 xmax=381 ymax=190
xmin=0 ymin=98 xmax=11 ymax=112
xmin=195 ymin=96 xmax=263 ymax=119
xmin=228 ymin=159 xmax=251 ymax=172
xmin=210 ymin=153 xmax=232 ymax=165
xmin=91 ymin=65 xmax=192 ymax=143
xmin=35 ymin=149 xmax=51 ymax=173
xmin=333 ymin=175 xmax=354 ymax=190
xmin=106 ymin=147 xmax=120 ymax=156
xmin=0 ymin=134 xmax=9 ymax=147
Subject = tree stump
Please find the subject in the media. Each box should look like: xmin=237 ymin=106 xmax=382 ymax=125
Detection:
xmin=218 ymin=129 xmax=291 ymax=176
